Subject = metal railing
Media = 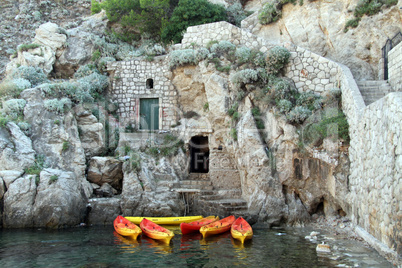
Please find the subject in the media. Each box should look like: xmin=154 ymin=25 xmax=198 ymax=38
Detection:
xmin=382 ymin=32 xmax=402 ymax=80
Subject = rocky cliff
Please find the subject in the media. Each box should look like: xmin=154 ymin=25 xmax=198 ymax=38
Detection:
xmin=243 ymin=0 xmax=402 ymax=80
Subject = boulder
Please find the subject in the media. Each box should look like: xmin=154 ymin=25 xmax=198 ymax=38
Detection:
xmin=17 ymin=46 xmax=56 ymax=75
xmin=120 ymin=161 xmax=143 ymax=215
xmin=32 ymin=169 xmax=88 ymax=228
xmin=3 ymin=175 xmax=37 ymax=228
xmin=87 ymin=157 xmax=123 ymax=190
xmin=74 ymin=105 xmax=105 ymax=158
xmin=0 ymin=122 xmax=35 ymax=172
xmin=87 ymin=197 xmax=121 ymax=225
xmin=33 ymin=22 xmax=67 ymax=53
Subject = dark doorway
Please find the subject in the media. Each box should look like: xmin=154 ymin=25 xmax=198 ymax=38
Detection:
xmin=189 ymin=136 xmax=209 ymax=173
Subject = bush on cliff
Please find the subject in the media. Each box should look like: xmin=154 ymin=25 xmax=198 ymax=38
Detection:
xmin=161 ymin=0 xmax=228 ymax=44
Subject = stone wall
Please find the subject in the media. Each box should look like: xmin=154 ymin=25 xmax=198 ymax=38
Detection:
xmin=107 ymin=56 xmax=178 ymax=130
xmin=388 ymin=41 xmax=402 ymax=92
xmin=348 ymin=93 xmax=402 ymax=261
xmin=182 ymin=21 xmax=343 ymax=95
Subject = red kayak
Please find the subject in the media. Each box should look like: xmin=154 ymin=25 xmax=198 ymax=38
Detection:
xmin=140 ymin=218 xmax=174 ymax=244
xmin=231 ymin=216 xmax=253 ymax=243
xmin=180 ymin=216 xmax=219 ymax=235
xmin=199 ymin=215 xmax=236 ymax=238
xmin=113 ymin=215 xmax=142 ymax=240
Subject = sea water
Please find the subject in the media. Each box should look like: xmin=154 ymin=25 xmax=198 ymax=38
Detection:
xmin=0 ymin=225 xmax=392 ymax=267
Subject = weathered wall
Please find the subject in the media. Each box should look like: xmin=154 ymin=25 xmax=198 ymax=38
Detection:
xmin=107 ymin=56 xmax=178 ymax=130
xmin=388 ymin=41 xmax=402 ymax=92
xmin=348 ymin=93 xmax=402 ymax=260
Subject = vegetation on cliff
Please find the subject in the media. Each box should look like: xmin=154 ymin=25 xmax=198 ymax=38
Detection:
xmin=92 ymin=0 xmax=249 ymax=44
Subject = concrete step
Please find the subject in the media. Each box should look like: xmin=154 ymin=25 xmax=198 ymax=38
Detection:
xmin=180 ymin=180 xmax=212 ymax=186
xmin=188 ymin=173 xmax=210 ymax=181
xmin=357 ymin=80 xmax=392 ymax=106
xmin=180 ymin=185 xmax=214 ymax=190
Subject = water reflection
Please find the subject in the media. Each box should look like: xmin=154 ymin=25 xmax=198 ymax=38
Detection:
xmin=141 ymin=236 xmax=173 ymax=254
xmin=113 ymin=231 xmax=139 ymax=253
xmin=199 ymin=232 xmax=232 ymax=247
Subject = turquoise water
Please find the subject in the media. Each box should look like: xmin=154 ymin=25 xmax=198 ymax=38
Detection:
xmin=0 ymin=226 xmax=392 ymax=267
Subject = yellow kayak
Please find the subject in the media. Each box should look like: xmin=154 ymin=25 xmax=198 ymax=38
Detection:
xmin=125 ymin=215 xmax=203 ymax=225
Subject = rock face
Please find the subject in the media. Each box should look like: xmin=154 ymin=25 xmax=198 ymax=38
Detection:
xmin=75 ymin=105 xmax=105 ymax=158
xmin=87 ymin=157 xmax=123 ymax=190
xmin=0 ymin=0 xmax=91 ymax=79
xmin=54 ymin=11 xmax=109 ymax=77
xmin=32 ymin=169 xmax=88 ymax=228
xmin=243 ymin=0 xmax=402 ymax=80
xmin=2 ymin=175 xmax=37 ymax=228
xmin=0 ymin=122 xmax=35 ymax=172
xmin=21 ymin=88 xmax=87 ymax=179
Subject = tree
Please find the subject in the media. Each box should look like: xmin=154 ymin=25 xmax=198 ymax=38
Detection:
xmin=161 ymin=0 xmax=228 ymax=44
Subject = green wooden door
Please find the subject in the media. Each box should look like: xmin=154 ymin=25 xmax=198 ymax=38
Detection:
xmin=140 ymin=98 xmax=159 ymax=130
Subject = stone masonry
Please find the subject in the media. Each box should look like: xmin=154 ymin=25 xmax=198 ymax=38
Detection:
xmin=107 ymin=56 xmax=178 ymax=130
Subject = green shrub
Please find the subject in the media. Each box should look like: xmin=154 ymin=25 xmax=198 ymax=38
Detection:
xmin=226 ymin=3 xmax=252 ymax=27
xmin=3 ymin=99 xmax=26 ymax=119
xmin=74 ymin=64 xmax=98 ymax=78
xmin=25 ymin=155 xmax=45 ymax=176
xmin=0 ymin=116 xmax=9 ymax=127
xmin=49 ymin=175 xmax=59 ymax=184
xmin=230 ymin=128 xmax=237 ymax=141
xmin=344 ymin=0 xmax=397 ymax=32
xmin=169 ymin=49 xmax=199 ymax=68
xmin=161 ymin=0 xmax=228 ymax=44
xmin=18 ymin=43 xmax=41 ymax=52
xmin=232 ymin=111 xmax=240 ymax=121
xmin=302 ymin=110 xmax=350 ymax=145
xmin=277 ymin=99 xmax=293 ymax=113
xmin=91 ymin=0 xmax=102 ymax=14
xmin=62 ymin=141 xmax=70 ymax=152
xmin=296 ymin=92 xmax=322 ymax=111
xmin=0 ymin=78 xmax=31 ymax=98
xmin=92 ymin=49 xmax=102 ymax=62
xmin=147 ymin=134 xmax=185 ymax=159
xmin=235 ymin=46 xmax=253 ymax=65
xmin=258 ymin=2 xmax=281 ymax=25
xmin=231 ymin=69 xmax=259 ymax=85
xmin=44 ymin=98 xmax=72 ymax=114
xmin=344 ymin=18 xmax=361 ymax=32
xmin=203 ymin=102 xmax=209 ymax=111
xmin=266 ymin=46 xmax=290 ymax=74
xmin=354 ymin=0 xmax=382 ymax=17
xmin=210 ymin=40 xmax=236 ymax=56
xmin=286 ymin=106 xmax=312 ymax=124
xmin=10 ymin=66 xmax=48 ymax=87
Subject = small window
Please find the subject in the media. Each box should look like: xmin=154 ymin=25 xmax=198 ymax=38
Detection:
xmin=146 ymin=78 xmax=154 ymax=89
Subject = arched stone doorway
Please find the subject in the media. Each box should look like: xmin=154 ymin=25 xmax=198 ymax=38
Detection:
xmin=189 ymin=136 xmax=209 ymax=173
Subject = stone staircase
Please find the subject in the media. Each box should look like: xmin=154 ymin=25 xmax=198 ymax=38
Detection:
xmin=356 ymin=80 xmax=393 ymax=106
xmin=179 ymin=173 xmax=249 ymax=218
